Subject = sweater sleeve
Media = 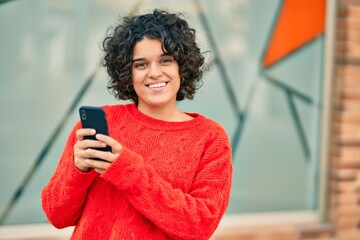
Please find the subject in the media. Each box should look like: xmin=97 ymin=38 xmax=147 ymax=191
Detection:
xmin=101 ymin=128 xmax=232 ymax=240
xmin=41 ymin=122 xmax=98 ymax=229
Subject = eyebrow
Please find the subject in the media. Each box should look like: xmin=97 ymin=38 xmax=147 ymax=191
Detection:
xmin=132 ymin=53 xmax=172 ymax=62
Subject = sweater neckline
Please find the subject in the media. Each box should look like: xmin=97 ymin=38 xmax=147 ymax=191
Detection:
xmin=125 ymin=103 xmax=204 ymax=130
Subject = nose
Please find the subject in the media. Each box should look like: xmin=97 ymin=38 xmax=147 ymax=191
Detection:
xmin=147 ymin=63 xmax=162 ymax=78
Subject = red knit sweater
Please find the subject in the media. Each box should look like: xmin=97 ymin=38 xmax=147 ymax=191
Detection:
xmin=41 ymin=104 xmax=232 ymax=240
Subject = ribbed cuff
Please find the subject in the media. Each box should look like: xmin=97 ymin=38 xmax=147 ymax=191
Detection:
xmin=101 ymin=147 xmax=144 ymax=190
xmin=67 ymin=158 xmax=98 ymax=187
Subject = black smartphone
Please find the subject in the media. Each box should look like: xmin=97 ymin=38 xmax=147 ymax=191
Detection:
xmin=79 ymin=106 xmax=111 ymax=161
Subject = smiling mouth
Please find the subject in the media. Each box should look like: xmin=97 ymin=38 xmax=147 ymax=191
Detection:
xmin=146 ymin=82 xmax=168 ymax=89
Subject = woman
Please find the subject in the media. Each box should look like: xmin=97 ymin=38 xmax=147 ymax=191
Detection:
xmin=42 ymin=9 xmax=232 ymax=240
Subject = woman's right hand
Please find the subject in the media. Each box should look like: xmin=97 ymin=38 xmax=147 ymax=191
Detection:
xmin=74 ymin=128 xmax=107 ymax=172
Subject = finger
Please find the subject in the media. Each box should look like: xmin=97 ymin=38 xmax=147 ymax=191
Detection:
xmin=85 ymin=148 xmax=114 ymax=163
xmin=76 ymin=128 xmax=96 ymax=141
xmin=79 ymin=139 xmax=107 ymax=150
xmin=95 ymin=168 xmax=105 ymax=174
xmin=74 ymin=153 xmax=93 ymax=172
xmin=95 ymin=134 xmax=123 ymax=154
xmin=77 ymin=161 xmax=92 ymax=172
xmin=75 ymin=145 xmax=105 ymax=162
xmin=85 ymin=158 xmax=111 ymax=170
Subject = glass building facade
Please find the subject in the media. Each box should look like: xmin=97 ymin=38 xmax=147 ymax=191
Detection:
xmin=0 ymin=0 xmax=326 ymax=225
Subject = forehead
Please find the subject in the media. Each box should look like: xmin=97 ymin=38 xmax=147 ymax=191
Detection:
xmin=132 ymin=38 xmax=166 ymax=58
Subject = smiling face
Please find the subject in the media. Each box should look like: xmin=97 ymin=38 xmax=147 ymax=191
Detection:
xmin=131 ymin=37 xmax=181 ymax=111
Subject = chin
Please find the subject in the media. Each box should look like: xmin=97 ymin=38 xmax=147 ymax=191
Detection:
xmin=147 ymin=98 xmax=174 ymax=107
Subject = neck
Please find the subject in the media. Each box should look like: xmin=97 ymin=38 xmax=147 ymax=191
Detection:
xmin=137 ymin=102 xmax=187 ymax=122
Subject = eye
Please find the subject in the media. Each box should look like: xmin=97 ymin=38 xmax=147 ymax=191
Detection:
xmin=133 ymin=62 xmax=147 ymax=69
xmin=160 ymin=57 xmax=174 ymax=65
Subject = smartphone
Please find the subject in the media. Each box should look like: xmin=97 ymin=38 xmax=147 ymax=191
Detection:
xmin=79 ymin=106 xmax=111 ymax=161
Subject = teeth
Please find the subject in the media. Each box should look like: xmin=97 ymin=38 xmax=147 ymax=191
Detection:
xmin=148 ymin=82 xmax=166 ymax=88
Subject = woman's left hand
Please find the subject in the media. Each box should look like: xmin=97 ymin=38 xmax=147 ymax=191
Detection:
xmin=84 ymin=134 xmax=123 ymax=174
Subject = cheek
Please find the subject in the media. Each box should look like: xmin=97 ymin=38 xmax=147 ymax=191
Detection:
xmin=131 ymin=71 xmax=144 ymax=85
xmin=174 ymin=72 xmax=181 ymax=86
xmin=132 ymin=81 xmax=143 ymax=95
xmin=130 ymin=74 xmax=141 ymax=94
xmin=176 ymin=78 xmax=181 ymax=89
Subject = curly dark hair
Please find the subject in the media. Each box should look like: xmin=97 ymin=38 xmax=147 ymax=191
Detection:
xmin=102 ymin=9 xmax=206 ymax=104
